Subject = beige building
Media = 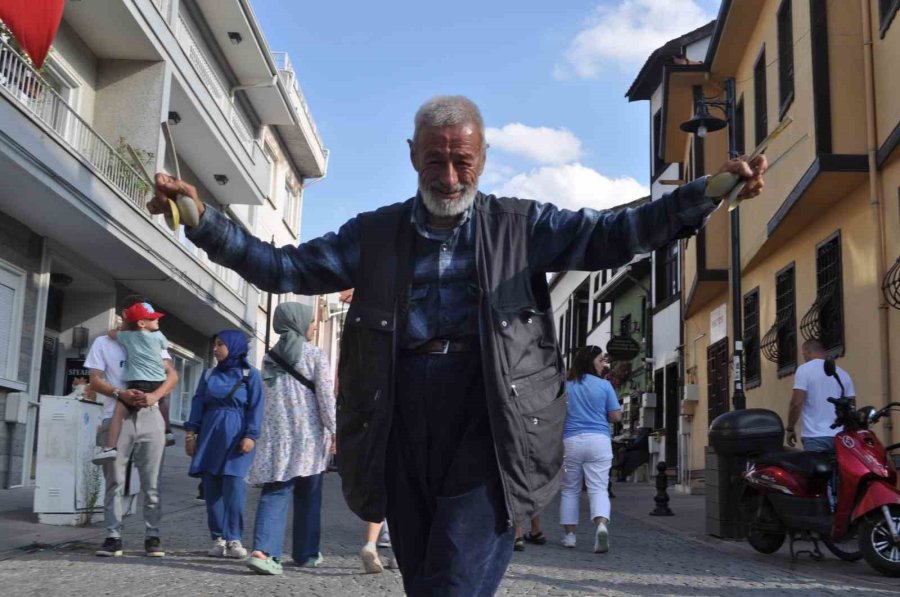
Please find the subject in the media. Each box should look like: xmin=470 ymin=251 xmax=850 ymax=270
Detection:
xmin=659 ymin=0 xmax=899 ymax=487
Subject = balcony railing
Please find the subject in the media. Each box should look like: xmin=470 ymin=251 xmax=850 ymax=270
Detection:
xmin=271 ymin=51 xmax=325 ymax=153
xmin=150 ymin=0 xmax=173 ymax=23
xmin=0 ymin=39 xmax=149 ymax=208
xmin=175 ymin=14 xmax=256 ymax=156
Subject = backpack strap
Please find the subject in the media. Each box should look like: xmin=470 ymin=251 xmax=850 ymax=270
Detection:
xmin=267 ymin=350 xmax=316 ymax=393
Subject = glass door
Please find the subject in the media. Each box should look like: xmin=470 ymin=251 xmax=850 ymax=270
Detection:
xmin=166 ymin=349 xmax=205 ymax=425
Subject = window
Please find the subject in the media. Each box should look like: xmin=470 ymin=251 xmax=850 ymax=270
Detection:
xmin=167 ymin=350 xmax=205 ymax=424
xmin=693 ymin=131 xmax=705 ymax=178
xmin=707 ymin=338 xmax=729 ymax=422
xmin=735 ymin=96 xmax=746 ymax=155
xmin=815 ymin=233 xmax=844 ymax=354
xmin=775 ymin=264 xmax=797 ymax=375
xmin=0 ymin=260 xmax=26 ymax=380
xmin=777 ymin=0 xmax=795 ymax=118
xmin=655 ymin=242 xmax=679 ymax=304
xmin=754 ymin=48 xmax=768 ymax=147
xmin=652 ymin=109 xmax=665 ymax=179
xmin=283 ymin=178 xmax=301 ymax=236
xmin=880 ymin=0 xmax=899 ymax=37
xmin=619 ymin=313 xmax=632 ymax=336
xmin=743 ymin=288 xmax=761 ymax=388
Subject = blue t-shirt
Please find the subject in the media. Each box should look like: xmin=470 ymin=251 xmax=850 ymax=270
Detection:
xmin=564 ymin=375 xmax=621 ymax=439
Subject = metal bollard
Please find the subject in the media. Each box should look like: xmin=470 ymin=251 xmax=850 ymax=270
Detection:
xmin=649 ymin=461 xmax=674 ymax=516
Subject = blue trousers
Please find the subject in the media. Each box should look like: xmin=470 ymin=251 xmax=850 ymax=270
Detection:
xmin=203 ymin=474 xmax=246 ymax=542
xmin=251 ymin=474 xmax=323 ymax=562
xmin=387 ymin=353 xmax=514 ymax=597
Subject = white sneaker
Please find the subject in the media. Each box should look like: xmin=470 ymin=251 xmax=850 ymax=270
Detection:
xmin=377 ymin=526 xmax=391 ymax=548
xmin=226 ymin=540 xmax=248 ymax=559
xmin=360 ymin=544 xmax=384 ymax=574
xmin=92 ymin=447 xmax=117 ymax=465
xmin=593 ymin=522 xmax=609 ymax=553
xmin=561 ymin=533 xmax=576 ymax=549
xmin=208 ymin=538 xmax=226 ymax=557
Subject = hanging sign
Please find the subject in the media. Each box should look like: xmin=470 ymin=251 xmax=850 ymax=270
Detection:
xmin=606 ymin=335 xmax=641 ymax=362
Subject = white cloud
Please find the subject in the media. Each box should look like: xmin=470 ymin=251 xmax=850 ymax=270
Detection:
xmin=557 ymin=0 xmax=715 ymax=79
xmin=486 ymin=123 xmax=583 ymax=165
xmin=490 ymin=163 xmax=648 ymax=212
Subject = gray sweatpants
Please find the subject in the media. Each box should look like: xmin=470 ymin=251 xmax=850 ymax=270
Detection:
xmin=105 ymin=405 xmax=165 ymax=539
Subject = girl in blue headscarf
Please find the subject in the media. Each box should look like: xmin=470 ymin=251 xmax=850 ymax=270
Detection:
xmin=185 ymin=330 xmax=264 ymax=560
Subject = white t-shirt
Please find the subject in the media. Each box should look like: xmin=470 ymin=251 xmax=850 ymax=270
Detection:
xmin=84 ymin=334 xmax=172 ymax=418
xmin=793 ymin=358 xmax=856 ymax=438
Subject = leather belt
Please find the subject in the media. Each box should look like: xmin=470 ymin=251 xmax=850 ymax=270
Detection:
xmin=403 ymin=338 xmax=479 ymax=355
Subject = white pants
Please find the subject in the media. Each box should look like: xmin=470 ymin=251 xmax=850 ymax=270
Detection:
xmin=559 ymin=433 xmax=613 ymax=525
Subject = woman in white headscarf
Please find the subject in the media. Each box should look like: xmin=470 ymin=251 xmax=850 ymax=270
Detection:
xmin=245 ymin=302 xmax=336 ymax=575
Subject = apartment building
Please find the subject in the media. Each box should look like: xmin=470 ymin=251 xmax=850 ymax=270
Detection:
xmin=0 ymin=0 xmax=326 ymax=488
xmin=660 ymin=0 xmax=899 ymax=485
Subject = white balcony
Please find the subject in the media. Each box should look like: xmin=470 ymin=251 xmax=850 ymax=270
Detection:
xmin=271 ymin=52 xmax=328 ymax=179
xmin=0 ymin=39 xmax=250 ymax=333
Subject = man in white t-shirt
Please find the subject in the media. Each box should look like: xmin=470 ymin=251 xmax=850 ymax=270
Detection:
xmin=85 ymin=295 xmax=177 ymax=558
xmin=786 ymin=339 xmax=856 ymax=452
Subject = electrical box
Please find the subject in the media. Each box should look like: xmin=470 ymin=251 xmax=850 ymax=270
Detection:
xmin=33 ymin=396 xmax=105 ymax=525
xmin=683 ymin=384 xmax=700 ymax=402
xmin=3 ymin=392 xmax=29 ymax=424
xmin=639 ymin=407 xmax=656 ymax=428
xmin=641 ymin=392 xmax=657 ymax=408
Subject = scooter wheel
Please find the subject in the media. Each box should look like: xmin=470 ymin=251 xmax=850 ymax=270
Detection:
xmin=859 ymin=505 xmax=900 ymax=577
xmin=744 ymin=494 xmax=786 ymax=554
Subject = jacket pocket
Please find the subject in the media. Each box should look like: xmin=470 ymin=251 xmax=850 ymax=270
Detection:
xmin=511 ymin=366 xmax=566 ymax=492
xmin=338 ymin=303 xmax=394 ymax=414
xmin=493 ymin=306 xmax=558 ymax=379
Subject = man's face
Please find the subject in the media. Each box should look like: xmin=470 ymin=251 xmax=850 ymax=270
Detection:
xmin=410 ymin=123 xmax=485 ymax=217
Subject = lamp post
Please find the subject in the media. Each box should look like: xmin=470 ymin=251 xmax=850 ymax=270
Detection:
xmin=681 ymin=78 xmax=745 ymax=410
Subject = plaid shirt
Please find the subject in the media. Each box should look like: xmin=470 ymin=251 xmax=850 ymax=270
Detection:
xmin=187 ymin=177 xmax=714 ymax=347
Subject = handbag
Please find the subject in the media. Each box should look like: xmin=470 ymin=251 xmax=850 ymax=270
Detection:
xmin=266 ymin=350 xmax=316 ymax=393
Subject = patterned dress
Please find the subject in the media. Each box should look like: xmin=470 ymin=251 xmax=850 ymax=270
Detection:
xmin=248 ymin=343 xmax=336 ymax=484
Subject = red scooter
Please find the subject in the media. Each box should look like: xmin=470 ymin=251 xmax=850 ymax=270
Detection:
xmin=740 ymin=358 xmax=900 ymax=577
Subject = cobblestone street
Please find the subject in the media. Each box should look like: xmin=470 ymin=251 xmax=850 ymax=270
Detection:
xmin=1 ymin=442 xmax=898 ymax=596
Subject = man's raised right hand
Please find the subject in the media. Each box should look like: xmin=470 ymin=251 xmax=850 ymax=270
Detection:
xmin=149 ymin=173 xmax=205 ymax=223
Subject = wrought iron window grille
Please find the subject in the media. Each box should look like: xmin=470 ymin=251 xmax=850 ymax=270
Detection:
xmin=884 ymin=256 xmax=900 ymax=310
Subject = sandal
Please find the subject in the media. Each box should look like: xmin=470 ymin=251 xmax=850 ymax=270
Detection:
xmin=246 ymin=554 xmax=283 ymax=576
xmin=513 ymin=536 xmax=525 ymax=552
xmin=523 ymin=531 xmax=547 ymax=545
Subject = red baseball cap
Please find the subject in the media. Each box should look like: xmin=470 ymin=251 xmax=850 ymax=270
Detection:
xmin=123 ymin=302 xmax=165 ymax=323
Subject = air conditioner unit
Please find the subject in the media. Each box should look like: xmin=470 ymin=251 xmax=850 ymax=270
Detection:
xmin=683 ymin=384 xmax=700 ymax=402
xmin=641 ymin=392 xmax=657 ymax=408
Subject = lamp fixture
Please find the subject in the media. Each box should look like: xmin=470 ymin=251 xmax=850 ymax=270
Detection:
xmin=72 ymin=326 xmax=89 ymax=352
xmin=214 ymin=174 xmax=229 ymax=186
xmin=227 ymin=32 xmax=243 ymax=45
xmin=680 ymin=101 xmax=727 ymax=138
xmin=167 ymin=111 xmax=181 ymax=126
xmin=49 ymin=272 xmax=73 ymax=287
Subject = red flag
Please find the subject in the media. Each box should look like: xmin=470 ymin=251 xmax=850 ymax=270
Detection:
xmin=0 ymin=0 xmax=65 ymax=69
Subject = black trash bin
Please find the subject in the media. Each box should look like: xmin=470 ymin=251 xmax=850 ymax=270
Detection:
xmin=706 ymin=409 xmax=784 ymax=538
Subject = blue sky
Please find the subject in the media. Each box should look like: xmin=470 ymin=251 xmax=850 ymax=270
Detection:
xmin=251 ymin=0 xmax=721 ymax=240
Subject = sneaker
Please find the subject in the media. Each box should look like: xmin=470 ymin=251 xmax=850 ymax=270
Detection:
xmin=246 ymin=554 xmax=283 ymax=576
xmin=225 ymin=540 xmax=248 ymax=559
xmin=92 ymin=447 xmax=117 ymax=465
xmin=386 ymin=557 xmax=400 ymax=570
xmin=359 ymin=544 xmax=384 ymax=574
xmin=593 ymin=522 xmax=609 ymax=554
xmin=561 ymin=533 xmax=576 ymax=549
xmin=144 ymin=537 xmax=165 ymax=557
xmin=377 ymin=526 xmax=391 ymax=548
xmin=208 ymin=537 xmax=227 ymax=557
xmin=165 ymin=431 xmax=176 ymax=447
xmin=95 ymin=537 xmax=123 ymax=557
xmin=297 ymin=552 xmax=324 ymax=568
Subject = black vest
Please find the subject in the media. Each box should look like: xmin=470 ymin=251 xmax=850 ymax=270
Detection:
xmin=337 ymin=193 xmax=566 ymax=524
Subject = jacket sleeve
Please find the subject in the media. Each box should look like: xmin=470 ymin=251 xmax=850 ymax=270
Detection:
xmin=184 ymin=370 xmax=208 ymax=433
xmin=312 ymin=349 xmax=336 ymax=436
xmin=528 ymin=177 xmax=715 ymax=273
xmin=242 ymin=369 xmax=265 ymax=440
xmin=186 ymin=206 xmax=360 ymax=295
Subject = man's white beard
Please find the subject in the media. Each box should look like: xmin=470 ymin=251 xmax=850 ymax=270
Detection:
xmin=419 ymin=180 xmax=478 ymax=218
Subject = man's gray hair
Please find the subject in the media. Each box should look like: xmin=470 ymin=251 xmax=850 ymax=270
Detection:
xmin=413 ymin=95 xmax=486 ymax=149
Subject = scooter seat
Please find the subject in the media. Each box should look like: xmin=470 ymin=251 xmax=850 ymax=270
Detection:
xmin=754 ymin=450 xmax=833 ymax=479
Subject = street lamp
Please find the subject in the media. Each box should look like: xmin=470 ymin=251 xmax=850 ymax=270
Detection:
xmin=681 ymin=78 xmax=746 ymax=411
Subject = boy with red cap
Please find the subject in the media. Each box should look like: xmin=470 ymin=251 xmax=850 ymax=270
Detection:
xmin=93 ymin=302 xmax=169 ymax=464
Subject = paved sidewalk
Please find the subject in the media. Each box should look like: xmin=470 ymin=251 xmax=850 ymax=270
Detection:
xmin=0 ymin=433 xmax=898 ymax=595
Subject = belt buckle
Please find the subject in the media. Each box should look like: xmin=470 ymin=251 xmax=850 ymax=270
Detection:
xmin=428 ymin=339 xmax=451 ymax=355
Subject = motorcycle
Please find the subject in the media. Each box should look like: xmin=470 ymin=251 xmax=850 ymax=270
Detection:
xmin=740 ymin=358 xmax=900 ymax=577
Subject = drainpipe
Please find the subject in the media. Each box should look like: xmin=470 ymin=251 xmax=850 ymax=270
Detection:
xmin=861 ymin=0 xmax=894 ymax=443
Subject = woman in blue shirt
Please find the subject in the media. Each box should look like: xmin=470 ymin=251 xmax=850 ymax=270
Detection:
xmin=185 ymin=330 xmax=264 ymax=560
xmin=560 ymin=346 xmax=621 ymax=553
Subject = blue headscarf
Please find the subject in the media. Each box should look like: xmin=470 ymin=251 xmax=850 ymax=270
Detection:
xmin=215 ymin=330 xmax=250 ymax=371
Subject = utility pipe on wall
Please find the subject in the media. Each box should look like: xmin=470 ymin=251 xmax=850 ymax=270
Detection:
xmin=861 ymin=0 xmax=894 ymax=443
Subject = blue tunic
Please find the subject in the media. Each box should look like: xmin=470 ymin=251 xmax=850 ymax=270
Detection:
xmin=185 ymin=366 xmax=264 ymax=478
